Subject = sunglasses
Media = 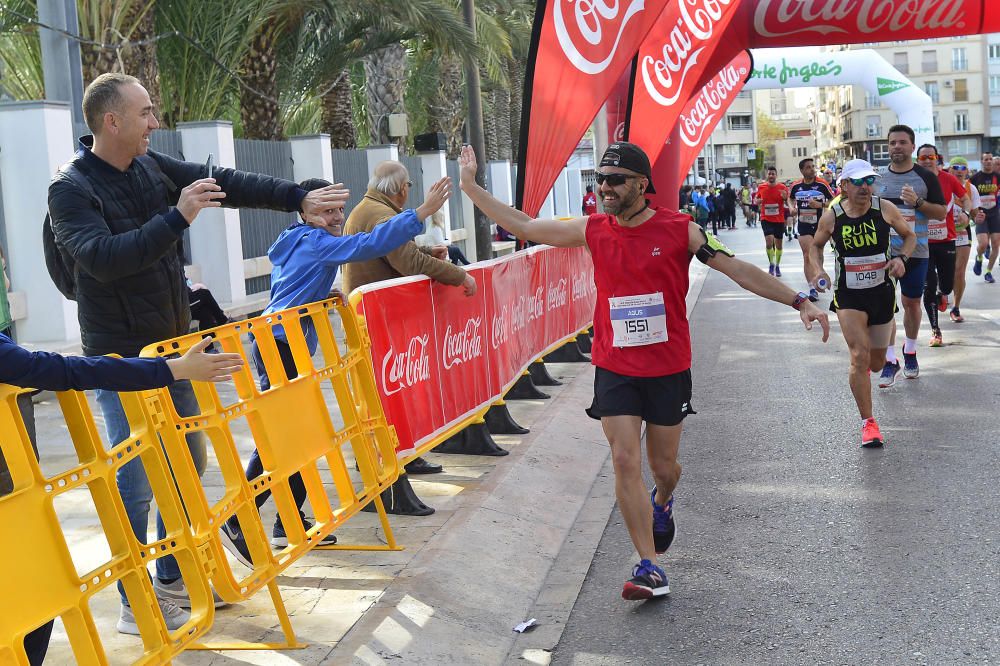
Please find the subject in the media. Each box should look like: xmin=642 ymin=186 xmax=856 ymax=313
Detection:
xmin=917 ymin=153 xmax=941 ymax=161
xmin=596 ymin=173 xmax=642 ymax=186
xmin=951 ymin=165 xmax=968 ymax=171
xmin=406 ymin=180 xmax=414 ymax=187
xmin=847 ymin=175 xmax=878 ymax=186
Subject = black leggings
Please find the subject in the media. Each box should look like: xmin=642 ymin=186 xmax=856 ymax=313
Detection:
xmin=246 ymin=338 xmax=308 ymax=522
xmin=924 ymin=242 xmax=957 ymax=332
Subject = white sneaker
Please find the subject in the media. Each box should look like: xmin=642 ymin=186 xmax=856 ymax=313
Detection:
xmin=117 ymin=598 xmax=190 ymax=635
xmin=153 ymin=577 xmax=228 ymax=609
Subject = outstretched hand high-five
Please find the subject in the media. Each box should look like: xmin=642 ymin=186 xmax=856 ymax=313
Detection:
xmin=798 ymin=300 xmax=830 ymax=342
xmin=459 ymin=145 xmax=478 ymax=189
xmin=302 ymin=184 xmax=350 ymax=217
xmin=415 ymin=177 xmax=452 ymax=221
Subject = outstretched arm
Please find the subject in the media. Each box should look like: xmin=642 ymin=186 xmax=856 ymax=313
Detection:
xmin=687 ymin=222 xmax=830 ymax=342
xmin=458 ymin=146 xmax=586 ymax=248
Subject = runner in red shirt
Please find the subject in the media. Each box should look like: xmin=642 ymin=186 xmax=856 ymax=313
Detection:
xmin=458 ymin=142 xmax=829 ymax=602
xmin=755 ymin=166 xmax=790 ymax=276
xmin=915 ymin=145 xmax=971 ymax=346
xmin=582 ymin=185 xmax=598 ymax=216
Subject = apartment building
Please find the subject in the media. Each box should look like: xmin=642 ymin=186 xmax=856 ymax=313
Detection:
xmin=822 ymin=36 xmax=989 ymax=168
xmin=756 ymin=88 xmax=817 ymax=182
xmin=691 ymin=89 xmax=758 ymax=187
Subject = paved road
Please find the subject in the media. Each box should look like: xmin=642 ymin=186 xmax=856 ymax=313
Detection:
xmin=554 ymin=223 xmax=1000 ymax=665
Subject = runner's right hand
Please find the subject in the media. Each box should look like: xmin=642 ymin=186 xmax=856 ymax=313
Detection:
xmin=815 ymin=272 xmax=832 ymax=293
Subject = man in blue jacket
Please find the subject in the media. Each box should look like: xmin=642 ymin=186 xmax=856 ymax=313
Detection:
xmin=47 ymin=73 xmax=350 ymax=623
xmin=0 ymin=333 xmax=242 ymax=662
xmin=220 ymin=176 xmax=452 ymax=561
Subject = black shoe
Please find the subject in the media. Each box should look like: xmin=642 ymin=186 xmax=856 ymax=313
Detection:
xmin=219 ymin=516 xmax=253 ymax=567
xmin=272 ymin=517 xmax=337 ymax=547
xmin=404 ymin=456 xmax=443 ymax=475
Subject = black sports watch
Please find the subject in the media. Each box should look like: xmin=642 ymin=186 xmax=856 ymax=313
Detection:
xmin=791 ymin=292 xmax=809 ymax=311
xmin=896 ymin=253 xmax=909 ymax=264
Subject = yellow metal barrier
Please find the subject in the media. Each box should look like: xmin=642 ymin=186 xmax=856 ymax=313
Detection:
xmin=137 ymin=297 xmax=402 ymax=650
xmin=0 ymin=384 xmax=214 ymax=665
xmin=0 ymin=296 xmax=403 ymax=662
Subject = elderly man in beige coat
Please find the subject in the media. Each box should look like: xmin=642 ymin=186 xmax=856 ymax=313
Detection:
xmin=343 ymin=160 xmax=476 ymax=492
xmin=343 ymin=161 xmax=476 ymax=297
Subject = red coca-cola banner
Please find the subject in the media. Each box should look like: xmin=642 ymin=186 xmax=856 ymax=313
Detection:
xmin=666 ymin=50 xmax=752 ymax=195
xmin=515 ymin=0 xmax=673 ymax=216
xmin=354 ymin=246 xmax=596 ymax=458
xmin=625 ymin=0 xmax=743 ymax=168
xmin=604 ymin=64 xmax=634 ymax=145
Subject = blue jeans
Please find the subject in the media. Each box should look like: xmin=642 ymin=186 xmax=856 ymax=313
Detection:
xmin=96 ymin=381 xmax=206 ymax=601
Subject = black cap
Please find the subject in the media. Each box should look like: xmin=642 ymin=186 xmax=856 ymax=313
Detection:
xmin=599 ymin=142 xmax=656 ymax=194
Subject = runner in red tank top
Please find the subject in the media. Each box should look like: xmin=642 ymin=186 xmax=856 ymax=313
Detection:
xmin=458 ymin=143 xmax=829 ymax=602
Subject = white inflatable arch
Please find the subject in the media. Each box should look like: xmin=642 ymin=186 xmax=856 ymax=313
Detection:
xmin=745 ymin=47 xmax=935 ymax=152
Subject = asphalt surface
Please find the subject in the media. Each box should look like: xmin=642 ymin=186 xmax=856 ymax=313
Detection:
xmin=554 ymin=222 xmax=1000 ymax=665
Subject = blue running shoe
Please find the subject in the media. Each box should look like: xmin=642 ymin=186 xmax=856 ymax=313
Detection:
xmin=973 ymin=256 xmax=983 ymax=275
xmin=903 ymin=352 xmax=919 ymax=378
xmin=622 ymin=560 xmax=670 ymax=600
xmin=774 ymin=265 xmax=782 ymax=277
xmin=768 ymin=264 xmax=775 ymax=275
xmin=986 ymin=271 xmax=995 ymax=284
xmin=878 ymin=361 xmax=901 ymax=388
xmin=650 ymin=487 xmax=675 ymax=554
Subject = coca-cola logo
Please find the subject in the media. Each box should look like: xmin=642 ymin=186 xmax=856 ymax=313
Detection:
xmin=753 ymin=0 xmax=965 ymax=38
xmin=553 ymin=0 xmax=646 ymax=75
xmin=547 ymin=278 xmax=569 ymax=311
xmin=491 ymin=305 xmax=509 ymax=350
xmin=442 ymin=317 xmax=483 ymax=370
xmin=572 ymin=271 xmax=595 ymax=302
xmin=526 ymin=286 xmax=546 ymax=322
xmin=381 ymin=334 xmax=431 ymax=396
xmin=640 ymin=0 xmax=735 ymax=107
xmin=678 ymin=64 xmax=745 ymax=148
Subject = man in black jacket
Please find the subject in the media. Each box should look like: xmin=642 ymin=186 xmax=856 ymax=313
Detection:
xmin=47 ymin=73 xmax=347 ymax=629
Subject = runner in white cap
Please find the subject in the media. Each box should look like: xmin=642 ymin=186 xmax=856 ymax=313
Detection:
xmin=810 ymin=159 xmax=916 ymax=447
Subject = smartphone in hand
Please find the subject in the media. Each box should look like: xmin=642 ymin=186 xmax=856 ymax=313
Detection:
xmin=205 ymin=153 xmax=214 ymax=180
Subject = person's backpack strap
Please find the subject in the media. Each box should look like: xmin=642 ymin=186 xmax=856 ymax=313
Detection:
xmin=43 ymin=161 xmax=103 ymax=300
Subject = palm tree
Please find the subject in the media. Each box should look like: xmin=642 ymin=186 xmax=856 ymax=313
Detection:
xmin=0 ymin=0 xmax=44 ymax=100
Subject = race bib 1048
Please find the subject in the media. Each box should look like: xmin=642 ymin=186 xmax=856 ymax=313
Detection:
xmin=609 ymin=292 xmax=668 ymax=347
xmin=844 ymin=253 xmax=887 ymax=289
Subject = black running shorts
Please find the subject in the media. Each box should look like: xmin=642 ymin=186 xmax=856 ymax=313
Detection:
xmin=586 ymin=367 xmax=695 ymax=426
xmin=830 ymin=285 xmax=897 ymax=327
xmin=797 ymin=221 xmax=819 ymax=237
xmin=761 ymin=221 xmax=786 ymax=237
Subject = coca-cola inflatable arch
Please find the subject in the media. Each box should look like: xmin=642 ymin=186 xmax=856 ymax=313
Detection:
xmin=517 ymin=0 xmax=1000 ymax=216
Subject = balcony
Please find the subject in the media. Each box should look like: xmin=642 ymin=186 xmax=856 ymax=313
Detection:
xmin=866 ymin=125 xmax=882 ymax=138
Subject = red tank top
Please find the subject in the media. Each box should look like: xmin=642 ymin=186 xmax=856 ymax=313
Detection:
xmin=586 ymin=208 xmax=693 ymax=377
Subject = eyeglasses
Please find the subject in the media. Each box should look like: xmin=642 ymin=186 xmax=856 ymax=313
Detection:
xmin=596 ymin=173 xmax=641 ymax=186
xmin=951 ymin=165 xmax=968 ymax=171
xmin=406 ymin=180 xmax=414 ymax=187
xmin=847 ymin=175 xmax=878 ymax=186
xmin=917 ymin=153 xmax=940 ymax=161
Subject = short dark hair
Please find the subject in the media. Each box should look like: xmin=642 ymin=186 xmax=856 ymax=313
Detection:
xmin=766 ymin=166 xmax=777 ymax=173
xmin=299 ymin=178 xmax=332 ymax=192
xmin=798 ymin=158 xmax=813 ymax=170
xmin=917 ymin=143 xmax=937 ymax=155
xmin=586 ymin=185 xmax=593 ymax=192
xmin=887 ymin=124 xmax=915 ymax=144
xmin=82 ymin=73 xmax=141 ymax=134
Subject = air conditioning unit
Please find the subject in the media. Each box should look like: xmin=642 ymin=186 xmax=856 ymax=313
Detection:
xmin=944 ymin=80 xmax=954 ymax=87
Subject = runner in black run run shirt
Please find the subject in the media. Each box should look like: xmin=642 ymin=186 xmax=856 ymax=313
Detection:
xmin=970 ymin=152 xmax=1000 ymax=283
xmin=790 ymin=158 xmax=835 ymax=301
xmin=874 ymin=125 xmax=947 ymax=387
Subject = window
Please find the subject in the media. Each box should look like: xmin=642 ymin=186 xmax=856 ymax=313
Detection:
xmin=947 ymin=138 xmax=977 ymax=155
xmin=925 ymin=81 xmax=940 ymax=104
xmin=954 ymin=111 xmax=969 ymax=133
xmin=722 ymin=144 xmax=740 ymax=164
xmin=990 ymin=75 xmax=1000 ymax=96
xmin=791 ymin=146 xmax=809 ymax=158
xmin=933 ymin=112 xmax=941 ymax=134
xmin=992 ymin=107 xmax=1000 ymax=129
xmin=865 ymin=92 xmax=882 ymax=109
xmin=893 ymin=52 xmax=908 ymax=74
xmin=866 ymin=115 xmax=881 ymax=137
xmin=952 ymin=47 xmax=968 ymax=71
xmin=873 ymin=143 xmax=889 ymax=161
xmin=954 ymin=78 xmax=968 ymax=102
xmin=990 ymin=43 xmax=1000 ymax=62
xmin=726 ymin=114 xmax=752 ymax=131
xmin=921 ymin=50 xmax=938 ymax=73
